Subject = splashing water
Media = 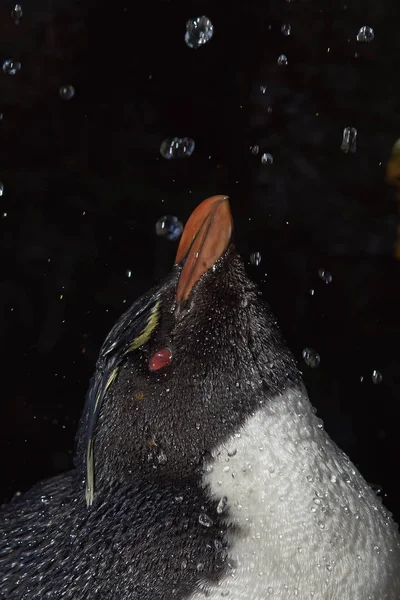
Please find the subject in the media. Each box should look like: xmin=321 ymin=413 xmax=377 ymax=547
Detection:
xmin=185 ymin=16 xmax=214 ymax=49
xmin=357 ymin=26 xmax=374 ymax=43
xmin=160 ymin=137 xmax=195 ymax=160
xmin=155 ymin=216 xmax=183 ymax=241
xmin=341 ymin=127 xmax=357 ymax=154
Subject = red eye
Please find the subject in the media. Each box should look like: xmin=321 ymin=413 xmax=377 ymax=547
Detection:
xmin=149 ymin=348 xmax=172 ymax=371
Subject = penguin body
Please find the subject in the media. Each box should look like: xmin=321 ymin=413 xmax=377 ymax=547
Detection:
xmin=1 ymin=196 xmax=399 ymax=599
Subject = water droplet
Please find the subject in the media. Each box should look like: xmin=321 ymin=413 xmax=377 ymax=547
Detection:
xmin=221 ymin=590 xmax=229 ymax=597
xmin=306 ymin=475 xmax=314 ymax=482
xmin=277 ymin=54 xmax=288 ymax=66
xmin=0 ymin=182 xmax=4 ymax=197
xmin=196 ymin=562 xmax=205 ymax=572
xmin=302 ymin=348 xmax=320 ymax=368
xmin=357 ymin=26 xmax=374 ymax=43
xmin=160 ymin=137 xmax=195 ymax=159
xmin=59 ymin=84 xmax=75 ymax=100
xmin=157 ymin=450 xmax=167 ymax=465
xmin=223 ymin=465 xmax=230 ymax=472
xmin=126 ymin=269 xmax=132 ymax=278
xmin=318 ymin=521 xmax=326 ymax=529
xmin=2 ymin=59 xmax=21 ymax=76
xmin=373 ymin=544 xmax=380 ymax=553
xmin=310 ymin=288 xmax=315 ymax=295
xmin=199 ymin=513 xmax=213 ymax=528
xmin=318 ymin=268 xmax=332 ymax=284
xmin=372 ymin=370 xmax=382 ymax=384
xmin=217 ymin=496 xmax=228 ymax=514
xmin=281 ymin=24 xmax=291 ymax=36
xmin=250 ymin=144 xmax=260 ymax=155
xmin=227 ymin=448 xmax=237 ymax=457
xmin=250 ymin=252 xmax=262 ymax=266
xmin=155 ymin=215 xmax=183 ymax=241
xmin=11 ymin=4 xmax=22 ymax=24
xmin=260 ymin=85 xmax=267 ymax=94
xmin=330 ymin=475 xmax=337 ymax=483
xmin=181 ymin=559 xmax=187 ymax=569
xmin=267 ymin=587 xmax=273 ymax=595
xmin=341 ymin=126 xmax=357 ymax=153
xmin=261 ymin=153 xmax=274 ymax=165
xmin=185 ymin=16 xmax=214 ymax=49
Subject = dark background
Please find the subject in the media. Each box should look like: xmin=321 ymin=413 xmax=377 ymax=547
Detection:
xmin=1 ymin=0 xmax=399 ymax=522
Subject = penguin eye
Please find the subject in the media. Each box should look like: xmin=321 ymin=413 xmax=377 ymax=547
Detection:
xmin=149 ymin=348 xmax=172 ymax=371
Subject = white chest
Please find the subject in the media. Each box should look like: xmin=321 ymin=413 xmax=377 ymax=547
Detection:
xmin=191 ymin=389 xmax=400 ymax=600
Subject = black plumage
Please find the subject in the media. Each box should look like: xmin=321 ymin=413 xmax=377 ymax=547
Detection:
xmin=1 ymin=198 xmax=301 ymax=599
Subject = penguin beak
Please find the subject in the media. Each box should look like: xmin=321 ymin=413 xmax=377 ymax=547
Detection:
xmin=175 ymin=195 xmax=233 ymax=305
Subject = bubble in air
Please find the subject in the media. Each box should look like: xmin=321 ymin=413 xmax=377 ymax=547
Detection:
xmin=155 ymin=215 xmax=183 ymax=241
xmin=11 ymin=4 xmax=22 ymax=24
xmin=198 ymin=513 xmax=213 ymax=527
xmin=372 ymin=370 xmax=382 ymax=384
xmin=59 ymin=85 xmax=75 ymax=100
xmin=277 ymin=54 xmax=288 ymax=66
xmin=2 ymin=59 xmax=21 ymax=75
xmin=357 ymin=26 xmax=374 ymax=43
xmin=160 ymin=137 xmax=195 ymax=160
xmin=250 ymin=252 xmax=262 ymax=266
xmin=302 ymin=348 xmax=320 ymax=368
xmin=341 ymin=127 xmax=357 ymax=154
xmin=281 ymin=24 xmax=291 ymax=36
xmin=185 ymin=16 xmax=214 ymax=49
xmin=261 ymin=153 xmax=274 ymax=165
xmin=318 ymin=268 xmax=332 ymax=284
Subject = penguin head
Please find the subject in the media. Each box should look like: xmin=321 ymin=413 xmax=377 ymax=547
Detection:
xmin=80 ymin=196 xmax=300 ymax=505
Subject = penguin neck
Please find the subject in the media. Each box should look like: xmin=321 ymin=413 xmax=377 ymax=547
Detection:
xmin=198 ymin=386 xmax=400 ymax=598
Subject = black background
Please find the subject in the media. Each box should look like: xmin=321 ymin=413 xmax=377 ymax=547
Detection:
xmin=1 ymin=0 xmax=399 ymax=523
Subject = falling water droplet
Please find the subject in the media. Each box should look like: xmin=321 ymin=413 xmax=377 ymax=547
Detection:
xmin=260 ymin=85 xmax=267 ymax=94
xmin=250 ymin=252 xmax=262 ymax=266
xmin=277 ymin=54 xmax=288 ymax=66
xmin=160 ymin=137 xmax=195 ymax=159
xmin=0 ymin=182 xmax=4 ymax=197
xmin=217 ymin=496 xmax=228 ymax=514
xmin=372 ymin=370 xmax=383 ymax=384
xmin=2 ymin=59 xmax=21 ymax=75
xmin=126 ymin=269 xmax=132 ymax=278
xmin=155 ymin=215 xmax=183 ymax=241
xmin=261 ymin=153 xmax=274 ymax=165
xmin=356 ymin=26 xmax=374 ymax=43
xmin=185 ymin=16 xmax=214 ymax=49
xmin=281 ymin=24 xmax=291 ymax=36
xmin=199 ymin=513 xmax=214 ymax=527
xmin=302 ymin=348 xmax=320 ymax=368
xmin=59 ymin=85 xmax=75 ymax=100
xmin=11 ymin=4 xmax=23 ymax=24
xmin=157 ymin=451 xmax=168 ymax=465
xmin=250 ymin=144 xmax=260 ymax=155
xmin=318 ymin=268 xmax=332 ymax=284
xmin=341 ymin=127 xmax=357 ymax=154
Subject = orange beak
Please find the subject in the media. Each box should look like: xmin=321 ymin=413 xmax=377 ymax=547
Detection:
xmin=175 ymin=195 xmax=233 ymax=305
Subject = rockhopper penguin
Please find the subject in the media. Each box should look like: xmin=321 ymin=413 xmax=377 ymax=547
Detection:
xmin=1 ymin=195 xmax=400 ymax=599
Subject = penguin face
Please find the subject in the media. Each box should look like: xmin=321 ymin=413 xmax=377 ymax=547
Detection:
xmin=80 ymin=196 xmax=300 ymax=504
